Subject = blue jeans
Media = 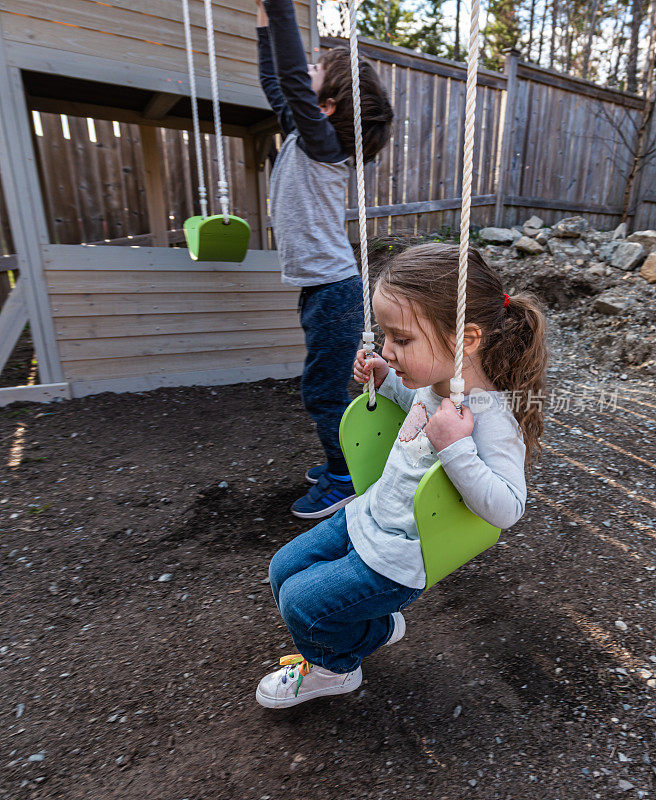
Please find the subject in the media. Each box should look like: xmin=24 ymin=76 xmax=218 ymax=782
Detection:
xmin=299 ymin=275 xmax=364 ymax=475
xmin=269 ymin=508 xmax=423 ymax=673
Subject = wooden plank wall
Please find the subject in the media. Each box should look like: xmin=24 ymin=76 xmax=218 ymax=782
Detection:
xmin=503 ymin=63 xmax=647 ymax=228
xmin=0 ymin=0 xmax=312 ymax=92
xmin=29 ymin=112 xmax=249 ymax=245
xmin=43 ymin=245 xmax=304 ymax=388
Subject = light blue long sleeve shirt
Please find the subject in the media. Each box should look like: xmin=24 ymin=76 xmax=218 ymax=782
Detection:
xmin=345 ymin=369 xmax=527 ymax=588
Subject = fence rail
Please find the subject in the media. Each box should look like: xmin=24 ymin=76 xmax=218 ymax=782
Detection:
xmin=1 ymin=37 xmax=655 ymax=259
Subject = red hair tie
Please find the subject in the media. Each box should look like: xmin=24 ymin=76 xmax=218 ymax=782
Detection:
xmin=503 ymin=293 xmax=511 ymax=308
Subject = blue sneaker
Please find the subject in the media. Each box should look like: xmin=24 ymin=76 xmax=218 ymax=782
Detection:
xmin=305 ymin=463 xmax=329 ymax=484
xmin=291 ymin=473 xmax=357 ymax=519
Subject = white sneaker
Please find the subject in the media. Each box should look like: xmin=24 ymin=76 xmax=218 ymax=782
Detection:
xmin=385 ymin=612 xmax=406 ymax=647
xmin=256 ymin=654 xmax=362 ymax=709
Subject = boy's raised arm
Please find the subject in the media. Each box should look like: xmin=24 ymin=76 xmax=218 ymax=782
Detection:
xmin=262 ymin=0 xmax=346 ymax=163
xmin=257 ymin=24 xmax=295 ymax=136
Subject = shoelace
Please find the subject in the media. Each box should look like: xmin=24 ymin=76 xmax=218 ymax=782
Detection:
xmin=279 ymin=654 xmax=313 ymax=697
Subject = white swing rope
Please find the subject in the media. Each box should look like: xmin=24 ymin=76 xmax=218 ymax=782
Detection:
xmin=347 ymin=0 xmax=376 ymax=408
xmin=452 ymin=0 xmax=481 ymax=409
xmin=181 ymin=0 xmax=208 ymax=218
xmin=203 ymin=0 xmax=231 ymax=223
xmin=347 ymin=0 xmax=481 ymax=410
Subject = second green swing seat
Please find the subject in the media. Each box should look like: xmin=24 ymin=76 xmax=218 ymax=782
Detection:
xmin=339 ymin=393 xmax=500 ymax=590
xmin=183 ymin=214 xmax=251 ymax=262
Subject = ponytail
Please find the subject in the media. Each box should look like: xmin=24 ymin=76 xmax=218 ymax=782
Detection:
xmin=480 ymin=292 xmax=548 ymax=470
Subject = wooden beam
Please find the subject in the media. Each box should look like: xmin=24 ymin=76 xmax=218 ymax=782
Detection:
xmin=495 ymin=49 xmax=519 ymax=227
xmin=142 ymin=92 xmax=180 ymax=120
xmin=85 ymin=229 xmax=186 ymax=247
xmin=321 ymin=36 xmax=508 ymax=90
xmin=41 ymin=244 xmax=284 ymax=272
xmin=0 ymin=23 xmax=63 ymax=384
xmin=0 ymin=279 xmax=28 ymax=376
xmin=67 ymin=362 xmax=304 ymax=400
xmin=344 ymin=195 xmax=497 ymax=221
xmin=5 ymin=41 xmax=270 ymax=110
xmin=241 ymin=136 xmax=262 ymax=249
xmin=139 ymin=126 xmax=169 ymax=247
xmin=0 ymin=382 xmax=71 ymax=407
xmin=504 ymin=195 xmax=624 ymax=216
xmin=516 ymin=62 xmax=645 ymax=110
xmin=27 ymin=95 xmax=249 ymax=138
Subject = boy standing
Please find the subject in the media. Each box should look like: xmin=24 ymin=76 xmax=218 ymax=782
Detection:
xmin=256 ymin=0 xmax=393 ymax=519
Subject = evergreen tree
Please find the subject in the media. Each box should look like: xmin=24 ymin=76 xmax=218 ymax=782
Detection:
xmin=357 ymin=0 xmax=414 ymax=45
xmin=403 ymin=0 xmax=449 ymax=56
xmin=483 ymin=0 xmax=521 ymax=70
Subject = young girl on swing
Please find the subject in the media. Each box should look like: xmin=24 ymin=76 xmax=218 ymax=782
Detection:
xmin=256 ymin=243 xmax=548 ymax=709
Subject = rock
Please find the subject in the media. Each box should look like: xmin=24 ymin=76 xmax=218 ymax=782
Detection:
xmin=640 ymin=253 xmax=656 ymax=283
xmin=593 ymin=293 xmax=627 ymax=315
xmin=585 ymin=263 xmax=606 ymax=277
xmin=157 ymin=573 xmax=173 ymax=582
xmin=515 ymin=235 xmax=545 ymax=255
xmin=16 ymin=703 xmax=25 ymax=718
xmin=612 ymin=222 xmax=627 ymax=240
xmin=218 ymin=481 xmax=229 ymax=489
xmin=547 ymin=237 xmax=592 ymax=263
xmin=27 ymin=752 xmax=45 ymax=762
xmin=522 ymin=215 xmax=544 ymax=237
xmin=599 ymin=240 xmax=621 ymax=262
xmin=611 ymin=241 xmax=645 ymax=270
xmin=479 ymin=227 xmax=519 ymax=245
xmin=618 ymin=780 xmax=634 ymax=792
xmin=627 ymin=229 xmax=656 ymax=254
xmin=535 ymin=229 xmax=550 ymax=246
xmin=615 ymin=619 xmax=628 ymax=631
xmin=551 ymin=215 xmax=588 ymax=238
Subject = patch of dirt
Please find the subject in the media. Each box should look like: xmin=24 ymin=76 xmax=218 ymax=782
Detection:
xmin=2 ymin=228 xmax=656 ymax=798
xmin=1 ymin=317 xmax=656 ymax=800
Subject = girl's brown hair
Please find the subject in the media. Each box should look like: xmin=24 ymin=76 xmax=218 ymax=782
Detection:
xmin=376 ymin=243 xmax=548 ymax=468
xmin=317 ymin=48 xmax=393 ymax=163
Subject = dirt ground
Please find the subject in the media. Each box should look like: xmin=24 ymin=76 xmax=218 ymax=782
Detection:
xmin=1 ymin=317 xmax=656 ymax=800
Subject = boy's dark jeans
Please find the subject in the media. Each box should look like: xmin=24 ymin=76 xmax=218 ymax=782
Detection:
xmin=299 ymin=275 xmax=364 ymax=476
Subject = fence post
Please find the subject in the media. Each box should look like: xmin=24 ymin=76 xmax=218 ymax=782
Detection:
xmin=139 ymin=125 xmax=168 ymax=246
xmin=629 ymin=98 xmax=656 ymax=231
xmin=494 ymin=48 xmax=520 ymax=228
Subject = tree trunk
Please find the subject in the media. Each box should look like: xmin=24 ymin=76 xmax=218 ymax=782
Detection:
xmin=641 ymin=0 xmax=656 ymax=92
xmin=627 ymin=0 xmax=645 ymax=94
xmin=581 ymin=0 xmax=601 ymax=80
xmin=527 ymin=0 xmax=536 ymax=60
xmin=549 ymin=0 xmax=558 ymax=69
xmin=537 ymin=0 xmax=548 ymax=64
xmin=455 ymin=0 xmax=461 ymax=61
xmin=384 ymin=0 xmax=392 ymax=43
xmin=621 ymin=97 xmax=655 ymax=223
xmin=610 ymin=5 xmax=628 ymax=88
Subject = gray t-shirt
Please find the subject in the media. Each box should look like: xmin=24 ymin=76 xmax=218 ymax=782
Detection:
xmin=269 ymin=131 xmax=359 ymax=287
xmin=345 ymin=370 xmax=527 ymax=589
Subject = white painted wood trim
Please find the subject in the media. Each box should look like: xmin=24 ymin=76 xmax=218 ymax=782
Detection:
xmin=41 ymin=245 xmax=284 ymax=272
xmin=69 ymin=361 xmax=305 ymax=398
xmin=0 ymin=382 xmax=71 ymax=406
xmin=4 ymin=41 xmax=269 ymax=110
xmin=0 ymin=27 xmax=63 ymax=383
xmin=0 ymin=279 xmax=28 ymax=374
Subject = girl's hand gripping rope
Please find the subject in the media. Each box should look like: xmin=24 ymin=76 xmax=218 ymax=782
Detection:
xmin=423 ymin=398 xmax=474 ymax=453
xmin=353 ymin=349 xmax=389 ymax=389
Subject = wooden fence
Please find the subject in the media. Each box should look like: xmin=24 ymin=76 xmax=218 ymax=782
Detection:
xmin=1 ymin=38 xmax=655 ymax=256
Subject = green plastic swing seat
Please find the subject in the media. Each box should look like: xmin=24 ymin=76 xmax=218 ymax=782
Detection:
xmin=183 ymin=214 xmax=251 ymax=262
xmin=339 ymin=392 xmax=500 ymax=590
